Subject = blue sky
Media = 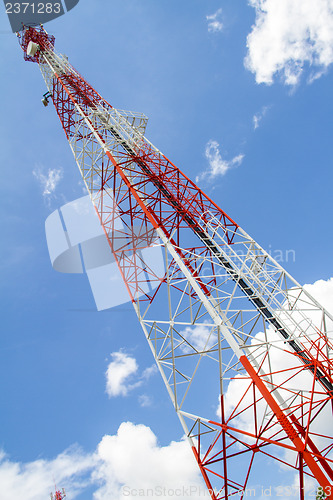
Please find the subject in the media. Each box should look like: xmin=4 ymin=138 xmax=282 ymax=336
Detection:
xmin=0 ymin=1 xmax=333 ymax=499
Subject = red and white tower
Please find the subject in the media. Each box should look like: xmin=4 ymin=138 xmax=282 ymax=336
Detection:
xmin=50 ymin=487 xmax=66 ymax=500
xmin=19 ymin=26 xmax=333 ymax=500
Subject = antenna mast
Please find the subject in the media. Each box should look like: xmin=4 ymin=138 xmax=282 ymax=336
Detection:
xmin=50 ymin=487 xmax=66 ymax=500
xmin=19 ymin=25 xmax=333 ymax=499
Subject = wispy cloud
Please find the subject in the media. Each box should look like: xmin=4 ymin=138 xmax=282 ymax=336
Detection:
xmin=33 ymin=166 xmax=63 ymax=203
xmin=105 ymin=351 xmax=139 ymax=397
xmin=206 ymin=8 xmax=223 ymax=33
xmin=0 ymin=422 xmax=202 ymax=500
xmin=253 ymin=105 xmax=270 ymax=130
xmin=138 ymin=394 xmax=153 ymax=407
xmin=180 ymin=321 xmax=216 ymax=354
xmin=105 ymin=351 xmax=157 ymax=398
xmin=0 ymin=445 xmax=95 ymax=500
xmin=78 ymin=179 xmax=88 ymax=195
xmin=245 ymin=0 xmax=333 ymax=86
xmin=141 ymin=364 xmax=157 ymax=380
xmin=196 ymin=140 xmax=244 ymax=182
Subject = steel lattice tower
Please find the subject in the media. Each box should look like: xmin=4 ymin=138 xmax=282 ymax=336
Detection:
xmin=50 ymin=487 xmax=66 ymax=500
xmin=19 ymin=26 xmax=333 ymax=500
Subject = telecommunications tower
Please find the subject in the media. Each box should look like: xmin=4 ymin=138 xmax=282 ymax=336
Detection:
xmin=50 ymin=487 xmax=66 ymax=500
xmin=18 ymin=26 xmax=333 ymax=500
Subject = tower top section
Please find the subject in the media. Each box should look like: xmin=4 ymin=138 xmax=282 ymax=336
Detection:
xmin=18 ymin=25 xmax=55 ymax=63
xmin=50 ymin=487 xmax=66 ymax=500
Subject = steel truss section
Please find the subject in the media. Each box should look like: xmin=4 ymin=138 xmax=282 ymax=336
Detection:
xmin=19 ymin=26 xmax=333 ymax=500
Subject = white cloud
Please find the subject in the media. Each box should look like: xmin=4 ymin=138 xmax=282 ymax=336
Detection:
xmin=180 ymin=321 xmax=216 ymax=353
xmin=105 ymin=353 xmax=157 ymax=397
xmin=245 ymin=0 xmax=333 ymax=85
xmin=303 ymin=277 xmax=333 ymax=312
xmin=33 ymin=167 xmax=63 ymax=200
xmin=105 ymin=351 xmax=139 ymax=397
xmin=78 ymin=179 xmax=88 ymax=195
xmin=206 ymin=8 xmax=223 ymax=33
xmin=0 ymin=423 xmax=203 ymax=500
xmin=138 ymin=394 xmax=153 ymax=407
xmin=196 ymin=140 xmax=244 ymax=182
xmin=141 ymin=364 xmax=158 ymax=380
xmin=253 ymin=105 xmax=270 ymax=129
xmin=0 ymin=445 xmax=95 ymax=500
xmin=92 ymin=422 xmax=202 ymax=500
